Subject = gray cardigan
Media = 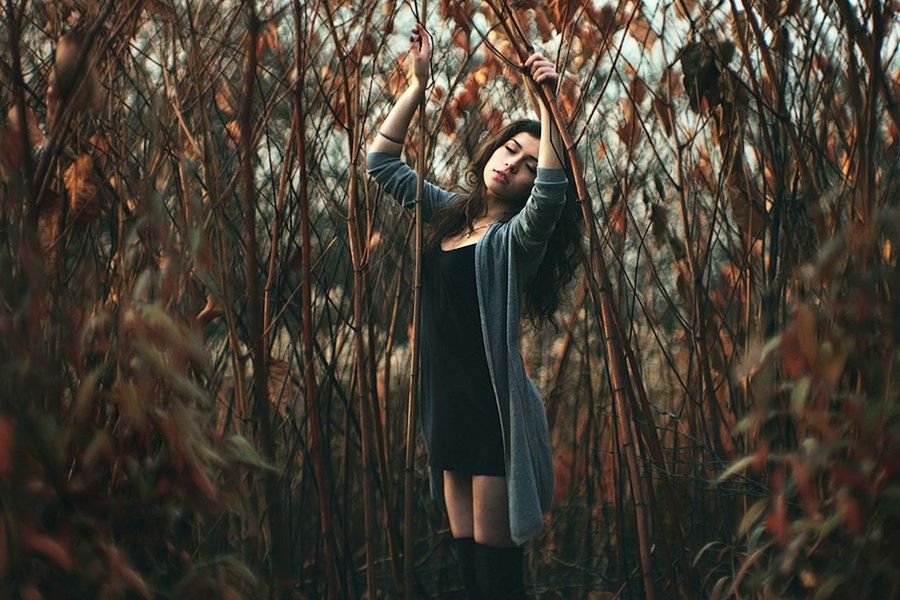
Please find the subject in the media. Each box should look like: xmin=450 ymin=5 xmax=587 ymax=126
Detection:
xmin=365 ymin=151 xmax=569 ymax=545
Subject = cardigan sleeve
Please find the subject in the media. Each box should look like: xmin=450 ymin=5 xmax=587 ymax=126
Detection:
xmin=508 ymin=166 xmax=569 ymax=256
xmin=365 ymin=151 xmax=458 ymax=222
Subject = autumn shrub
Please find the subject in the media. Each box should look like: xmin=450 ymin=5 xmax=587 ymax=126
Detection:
xmin=712 ymin=207 xmax=900 ymax=598
xmin=0 ymin=224 xmax=274 ymax=597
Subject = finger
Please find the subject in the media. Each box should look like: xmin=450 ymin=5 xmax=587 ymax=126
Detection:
xmin=539 ymin=74 xmax=558 ymax=85
xmin=536 ymin=69 xmax=558 ymax=84
xmin=533 ymin=66 xmax=555 ymax=79
xmin=530 ymin=59 xmax=552 ymax=74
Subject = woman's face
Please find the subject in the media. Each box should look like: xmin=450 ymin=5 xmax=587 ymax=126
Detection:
xmin=482 ymin=133 xmax=540 ymax=205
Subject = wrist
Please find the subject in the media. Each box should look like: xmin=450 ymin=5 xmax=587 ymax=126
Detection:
xmin=410 ymin=76 xmax=427 ymax=94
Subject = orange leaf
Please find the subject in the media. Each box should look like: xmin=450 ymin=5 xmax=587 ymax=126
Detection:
xmin=7 ymin=106 xmax=47 ymax=150
xmin=452 ymin=27 xmax=470 ymax=52
xmin=64 ymin=154 xmax=100 ymax=223
xmin=627 ymin=14 xmax=658 ymax=49
xmin=256 ymin=21 xmax=283 ymax=56
xmin=215 ymin=84 xmax=236 ymax=116
xmin=225 ymin=120 xmax=241 ymax=147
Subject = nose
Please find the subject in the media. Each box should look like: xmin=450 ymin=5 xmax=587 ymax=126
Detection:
xmin=505 ymin=160 xmax=518 ymax=173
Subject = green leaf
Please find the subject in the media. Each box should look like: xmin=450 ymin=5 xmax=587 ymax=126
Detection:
xmin=74 ymin=366 xmax=104 ymax=423
xmin=224 ymin=435 xmax=278 ymax=472
xmin=692 ymin=540 xmax=724 ymax=568
xmin=715 ymin=454 xmax=757 ymax=485
xmin=791 ymin=376 xmax=811 ymax=416
xmin=738 ymin=498 xmax=768 ymax=536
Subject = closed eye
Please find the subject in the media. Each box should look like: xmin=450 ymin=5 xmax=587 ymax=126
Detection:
xmin=504 ymin=145 xmax=537 ymax=174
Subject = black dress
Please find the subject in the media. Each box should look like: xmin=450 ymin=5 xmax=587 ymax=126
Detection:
xmin=422 ymin=243 xmax=506 ymax=476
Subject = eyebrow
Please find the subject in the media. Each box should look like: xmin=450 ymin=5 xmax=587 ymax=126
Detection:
xmin=509 ymin=138 xmax=538 ymax=162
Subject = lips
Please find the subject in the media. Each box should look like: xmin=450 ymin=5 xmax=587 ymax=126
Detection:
xmin=493 ymin=169 xmax=509 ymax=184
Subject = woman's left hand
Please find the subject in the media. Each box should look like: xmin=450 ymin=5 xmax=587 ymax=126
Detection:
xmin=524 ymin=53 xmax=559 ymax=92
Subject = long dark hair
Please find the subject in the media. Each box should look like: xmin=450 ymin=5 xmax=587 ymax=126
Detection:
xmin=425 ymin=119 xmax=584 ymax=327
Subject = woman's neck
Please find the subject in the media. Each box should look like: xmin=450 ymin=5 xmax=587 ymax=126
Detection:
xmin=480 ymin=195 xmax=517 ymax=222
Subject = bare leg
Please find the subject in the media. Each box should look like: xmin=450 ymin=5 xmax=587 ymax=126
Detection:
xmin=444 ymin=470 xmax=474 ymax=537
xmin=472 ymin=475 xmax=527 ymax=598
xmin=472 ymin=475 xmax=515 ymax=547
xmin=444 ymin=471 xmax=481 ymax=599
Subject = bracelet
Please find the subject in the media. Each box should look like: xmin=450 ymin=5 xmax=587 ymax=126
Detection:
xmin=378 ymin=130 xmax=404 ymax=145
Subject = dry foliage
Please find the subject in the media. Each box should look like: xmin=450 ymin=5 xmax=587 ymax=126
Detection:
xmin=1 ymin=0 xmax=897 ymax=598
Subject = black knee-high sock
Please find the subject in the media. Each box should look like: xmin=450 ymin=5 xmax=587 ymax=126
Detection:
xmin=473 ymin=542 xmax=527 ymax=599
xmin=452 ymin=536 xmax=483 ymax=599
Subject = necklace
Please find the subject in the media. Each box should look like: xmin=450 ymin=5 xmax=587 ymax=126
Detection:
xmin=464 ymin=223 xmax=491 ymax=239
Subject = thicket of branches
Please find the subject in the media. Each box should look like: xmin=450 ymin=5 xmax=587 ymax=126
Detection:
xmin=1 ymin=0 xmax=898 ymax=598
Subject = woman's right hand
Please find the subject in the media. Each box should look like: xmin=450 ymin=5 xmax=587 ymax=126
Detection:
xmin=408 ymin=22 xmax=431 ymax=90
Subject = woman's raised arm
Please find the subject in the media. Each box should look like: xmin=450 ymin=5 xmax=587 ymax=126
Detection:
xmin=369 ymin=22 xmax=430 ymax=154
xmin=367 ymin=22 xmax=457 ymax=221
xmin=509 ymin=53 xmax=570 ymax=256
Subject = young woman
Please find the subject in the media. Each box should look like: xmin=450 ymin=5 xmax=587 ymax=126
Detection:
xmin=366 ymin=22 xmax=582 ymax=599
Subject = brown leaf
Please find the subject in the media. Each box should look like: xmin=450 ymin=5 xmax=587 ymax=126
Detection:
xmin=837 ymin=489 xmax=863 ymax=535
xmin=630 ymin=76 xmax=647 ymax=105
xmin=215 ymin=84 xmax=236 ymax=116
xmin=616 ymin=115 xmax=642 ymax=153
xmin=7 ymin=106 xmax=47 ymax=150
xmin=102 ymin=543 xmax=152 ymax=598
xmin=627 ymin=13 xmax=658 ymax=50
xmin=0 ymin=126 xmax=24 ymax=175
xmin=64 ymin=154 xmax=100 ymax=223
xmin=21 ymin=527 xmax=74 ymax=571
xmin=452 ymin=27 xmax=470 ymax=52
xmin=225 ymin=120 xmax=241 ymax=147
xmin=268 ymin=359 xmax=293 ymax=418
xmin=195 ymin=294 xmax=224 ymax=326
xmin=256 ymin=21 xmax=283 ymax=56
xmin=534 ymin=8 xmax=554 ymax=42
xmin=53 ymin=29 xmax=100 ymax=114
xmin=608 ymin=201 xmax=626 ymax=235
xmin=674 ymin=0 xmax=698 ymax=19
xmin=652 ymin=96 xmax=673 ymax=136
xmin=144 ymin=0 xmax=176 ymax=20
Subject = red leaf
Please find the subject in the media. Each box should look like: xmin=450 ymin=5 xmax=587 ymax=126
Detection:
xmin=838 ymin=490 xmax=863 ymax=535
xmin=608 ymin=202 xmax=626 ymax=235
xmin=764 ymin=493 xmax=788 ymax=544
xmin=21 ymin=527 xmax=74 ymax=571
